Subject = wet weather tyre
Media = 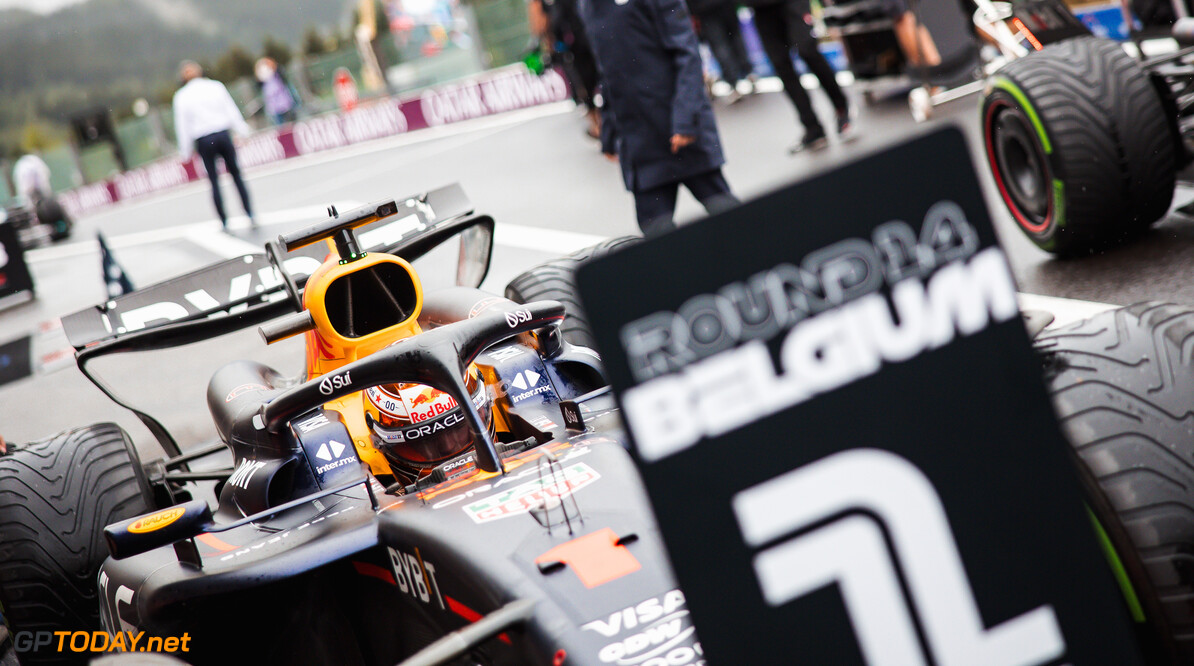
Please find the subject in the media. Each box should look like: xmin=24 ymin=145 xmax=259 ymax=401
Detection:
xmin=0 ymin=424 xmax=151 ymax=664
xmin=1036 ymin=303 xmax=1194 ymax=662
xmin=504 ymin=236 xmax=640 ymax=348
xmin=982 ymin=37 xmax=1176 ymax=256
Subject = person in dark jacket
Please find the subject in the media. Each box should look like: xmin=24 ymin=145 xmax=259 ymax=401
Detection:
xmin=581 ymin=0 xmax=738 ymax=236
xmin=687 ymin=0 xmax=754 ymax=99
xmin=745 ymin=0 xmax=854 ymax=152
xmin=534 ymin=0 xmax=606 ymax=137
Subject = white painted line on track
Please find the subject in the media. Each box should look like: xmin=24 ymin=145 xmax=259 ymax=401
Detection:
xmin=68 ymin=101 xmax=580 ymax=225
xmin=186 ymin=229 xmax=261 ymax=259
xmin=1016 ymin=293 xmax=1117 ymax=328
xmin=27 ymin=210 xmax=1130 ymax=332
xmin=227 ymin=203 xmax=367 ymax=229
xmin=24 ymin=225 xmax=206 ymax=262
xmin=26 ymin=203 xmax=363 ymax=263
xmin=493 ymin=224 xmax=611 ymax=255
xmin=31 ymin=202 xmax=614 ymax=263
xmin=250 ymin=101 xmax=578 ymax=181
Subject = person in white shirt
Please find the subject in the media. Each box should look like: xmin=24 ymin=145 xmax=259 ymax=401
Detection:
xmin=12 ymin=153 xmax=52 ymax=201
xmin=173 ymin=61 xmax=254 ymax=229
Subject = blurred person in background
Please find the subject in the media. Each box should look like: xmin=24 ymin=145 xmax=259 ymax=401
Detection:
xmin=528 ymin=0 xmax=603 ymax=138
xmin=13 ymin=152 xmax=72 ymax=241
xmin=255 ymin=57 xmax=301 ymax=126
xmin=744 ymin=0 xmax=853 ymax=152
xmin=581 ymin=0 xmax=738 ymax=236
xmin=173 ymin=60 xmax=254 ymax=230
xmin=884 ymin=0 xmax=940 ymax=68
xmin=686 ymin=0 xmax=755 ymax=102
xmin=13 ymin=153 xmax=51 ymax=202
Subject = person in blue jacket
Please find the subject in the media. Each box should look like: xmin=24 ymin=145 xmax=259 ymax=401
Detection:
xmin=581 ymin=0 xmax=738 ymax=236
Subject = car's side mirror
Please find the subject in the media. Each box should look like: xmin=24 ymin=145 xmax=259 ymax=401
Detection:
xmin=104 ymin=499 xmax=213 ymax=560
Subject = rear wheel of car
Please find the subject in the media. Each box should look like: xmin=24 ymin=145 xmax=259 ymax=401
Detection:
xmin=982 ymin=36 xmax=1176 ymax=256
xmin=0 ymin=424 xmax=151 ymax=664
xmin=1036 ymin=303 xmax=1194 ymax=662
xmin=505 ymin=236 xmax=640 ymax=349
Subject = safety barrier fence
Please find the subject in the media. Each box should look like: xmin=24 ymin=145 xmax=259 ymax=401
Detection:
xmin=58 ymin=64 xmax=570 ymax=220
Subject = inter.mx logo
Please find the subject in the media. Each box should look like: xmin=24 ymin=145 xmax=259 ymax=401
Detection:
xmin=511 ymin=369 xmax=540 ymax=392
xmin=313 ymin=439 xmax=358 ymax=475
xmin=509 ymin=369 xmax=552 ymax=404
xmin=732 ymin=449 xmax=1066 ymax=666
xmin=315 ymin=440 xmax=348 ymax=462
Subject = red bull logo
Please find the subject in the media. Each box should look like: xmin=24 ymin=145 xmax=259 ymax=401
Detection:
xmin=399 ymin=385 xmax=460 ymax=423
xmin=409 ymin=388 xmax=437 ymax=407
xmin=410 ymin=395 xmax=460 ymax=423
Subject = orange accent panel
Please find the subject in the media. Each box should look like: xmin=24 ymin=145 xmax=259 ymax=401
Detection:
xmin=196 ymin=532 xmax=238 ymax=553
xmin=1013 ymin=18 xmax=1044 ymax=51
xmin=303 ymin=253 xmax=424 ymax=378
xmin=534 ymin=527 xmax=641 ymax=589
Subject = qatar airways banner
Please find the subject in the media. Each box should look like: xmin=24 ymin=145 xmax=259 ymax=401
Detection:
xmin=59 ymin=65 xmax=569 ymax=219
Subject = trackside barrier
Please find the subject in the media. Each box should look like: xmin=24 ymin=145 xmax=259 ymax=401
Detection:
xmin=58 ymin=65 xmax=570 ymax=220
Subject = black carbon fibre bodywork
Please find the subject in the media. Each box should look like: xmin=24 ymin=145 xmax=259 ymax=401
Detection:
xmin=97 ymin=414 xmax=701 ymax=665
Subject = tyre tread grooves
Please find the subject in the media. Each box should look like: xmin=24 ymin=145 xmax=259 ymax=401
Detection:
xmin=0 ymin=423 xmax=150 ymax=663
xmin=989 ymin=37 xmax=1176 ymax=255
xmin=1039 ymin=304 xmax=1194 ymax=660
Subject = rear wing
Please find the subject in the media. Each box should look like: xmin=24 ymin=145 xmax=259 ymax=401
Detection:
xmin=62 ymin=184 xmax=483 ymax=352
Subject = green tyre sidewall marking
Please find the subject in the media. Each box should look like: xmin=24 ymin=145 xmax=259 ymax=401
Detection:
xmin=988 ymin=76 xmax=1052 ymax=154
xmin=985 ymin=76 xmax=1068 ymax=235
xmin=1088 ymin=506 xmax=1147 ymax=623
xmin=1052 ymin=178 xmax=1066 ymax=232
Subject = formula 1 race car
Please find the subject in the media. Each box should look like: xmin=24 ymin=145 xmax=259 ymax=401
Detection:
xmin=4 ymin=185 xmax=1194 ymax=664
xmin=0 ymin=186 xmax=699 ymax=666
xmin=980 ymin=22 xmax=1194 ymax=256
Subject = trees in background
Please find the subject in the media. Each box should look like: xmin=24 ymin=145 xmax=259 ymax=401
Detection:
xmin=0 ymin=11 xmax=341 ymax=159
xmin=211 ymin=44 xmax=257 ymax=83
xmin=262 ymin=35 xmax=293 ymax=67
xmin=302 ymin=26 xmax=342 ymax=56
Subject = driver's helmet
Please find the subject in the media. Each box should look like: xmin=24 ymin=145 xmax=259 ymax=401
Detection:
xmin=364 ymin=365 xmax=492 ymax=480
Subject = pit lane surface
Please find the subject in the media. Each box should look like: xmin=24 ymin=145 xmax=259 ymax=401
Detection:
xmin=2 ymin=85 xmax=1193 ymax=450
